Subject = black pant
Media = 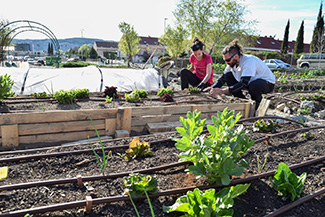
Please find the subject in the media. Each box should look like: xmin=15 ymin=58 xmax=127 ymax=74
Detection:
xmin=224 ymin=72 xmax=274 ymax=109
xmin=180 ymin=68 xmax=201 ymax=89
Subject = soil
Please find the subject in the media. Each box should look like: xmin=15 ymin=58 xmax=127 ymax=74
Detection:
xmin=0 ymin=78 xmax=325 ymax=216
xmin=0 ymin=119 xmax=324 ymax=216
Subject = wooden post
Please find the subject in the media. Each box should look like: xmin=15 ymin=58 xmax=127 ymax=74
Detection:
xmin=116 ymin=107 xmax=132 ymax=133
xmin=105 ymin=119 xmax=116 ymax=136
xmin=1 ymin=125 xmax=19 ymax=147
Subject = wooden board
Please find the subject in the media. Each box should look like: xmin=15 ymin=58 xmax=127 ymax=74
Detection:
xmin=1 ymin=125 xmax=19 ymax=147
xmin=257 ymin=99 xmax=271 ymax=117
xmin=0 ymin=109 xmax=118 ymax=125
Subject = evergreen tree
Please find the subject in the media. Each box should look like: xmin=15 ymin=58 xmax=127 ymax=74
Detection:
xmin=50 ymin=43 xmax=54 ymax=55
xmin=310 ymin=2 xmax=324 ymax=53
xmin=89 ymin=47 xmax=98 ymax=59
xmin=280 ymin=19 xmax=290 ymax=54
xmin=47 ymin=43 xmax=51 ymax=55
xmin=294 ymin=20 xmax=304 ymax=55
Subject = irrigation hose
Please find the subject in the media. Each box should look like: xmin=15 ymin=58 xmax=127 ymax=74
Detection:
xmin=1 ymin=156 xmax=324 ymax=217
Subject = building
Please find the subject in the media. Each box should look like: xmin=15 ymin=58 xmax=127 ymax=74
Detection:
xmin=246 ymin=36 xmax=310 ymax=53
xmin=93 ymin=41 xmax=119 ymax=58
xmin=93 ymin=36 xmax=164 ymax=63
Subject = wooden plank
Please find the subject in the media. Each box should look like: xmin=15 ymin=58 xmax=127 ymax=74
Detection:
xmin=18 ymin=119 xmax=105 ymax=136
xmin=257 ymin=99 xmax=271 ymax=117
xmin=146 ymin=121 xmax=182 ymax=133
xmin=244 ymin=102 xmax=252 ymax=118
xmin=131 ymin=105 xmax=192 ymax=116
xmin=19 ymin=130 xmax=106 ymax=144
xmin=131 ymin=114 xmax=185 ymax=127
xmin=105 ymin=119 xmax=116 ymax=136
xmin=191 ymin=105 xmax=202 ymax=113
xmin=0 ymin=109 xmax=118 ymax=125
xmin=1 ymin=125 xmax=19 ymax=147
xmin=200 ymin=103 xmax=246 ymax=113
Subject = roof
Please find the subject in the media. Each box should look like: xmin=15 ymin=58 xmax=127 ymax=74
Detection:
xmin=253 ymin=36 xmax=310 ymax=53
xmin=94 ymin=41 xmax=118 ymax=48
xmin=139 ymin=36 xmax=161 ymax=46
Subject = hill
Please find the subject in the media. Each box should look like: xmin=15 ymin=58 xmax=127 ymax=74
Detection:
xmin=11 ymin=37 xmax=116 ymax=52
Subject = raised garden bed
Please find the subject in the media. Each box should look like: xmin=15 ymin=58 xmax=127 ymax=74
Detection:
xmin=0 ymin=92 xmax=254 ymax=148
xmin=0 ymin=116 xmax=324 ymax=216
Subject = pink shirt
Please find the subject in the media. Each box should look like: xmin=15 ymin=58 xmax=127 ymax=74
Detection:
xmin=190 ymin=53 xmax=214 ymax=84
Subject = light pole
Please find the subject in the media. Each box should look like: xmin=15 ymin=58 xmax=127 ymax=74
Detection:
xmin=163 ymin=18 xmax=167 ymax=57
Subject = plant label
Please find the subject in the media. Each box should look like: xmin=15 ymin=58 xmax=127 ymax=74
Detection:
xmin=0 ymin=167 xmax=8 ymax=180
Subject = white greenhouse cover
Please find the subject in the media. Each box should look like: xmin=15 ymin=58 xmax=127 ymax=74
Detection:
xmin=0 ymin=66 xmax=163 ymax=95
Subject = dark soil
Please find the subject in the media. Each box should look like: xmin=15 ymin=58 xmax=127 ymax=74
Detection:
xmin=0 ymin=120 xmax=324 ymax=217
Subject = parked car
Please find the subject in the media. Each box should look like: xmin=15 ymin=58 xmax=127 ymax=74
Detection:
xmin=67 ymin=57 xmax=80 ymax=62
xmin=297 ymin=53 xmax=325 ymax=69
xmin=263 ymin=59 xmax=291 ymax=69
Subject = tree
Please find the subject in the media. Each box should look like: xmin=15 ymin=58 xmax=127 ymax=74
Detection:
xmin=281 ymin=19 xmax=290 ymax=54
xmin=173 ymin=0 xmax=257 ymax=53
xmin=89 ymin=47 xmax=98 ymax=59
xmin=78 ymin=44 xmax=90 ymax=61
xmin=159 ymin=24 xmax=189 ymax=58
xmin=294 ymin=20 xmax=304 ymax=55
xmin=310 ymin=2 xmax=324 ymax=53
xmin=0 ymin=19 xmax=13 ymax=63
xmin=118 ymin=22 xmax=140 ymax=67
xmin=66 ymin=48 xmax=76 ymax=58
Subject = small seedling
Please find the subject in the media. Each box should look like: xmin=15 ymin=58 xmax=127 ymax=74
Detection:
xmin=123 ymin=173 xmax=158 ymax=217
xmin=253 ymin=120 xmax=277 ymax=133
xmin=88 ymin=117 xmax=111 ymax=175
xmin=188 ymin=87 xmax=200 ymax=94
xmin=105 ymin=96 xmax=112 ymax=103
xmin=300 ymin=107 xmax=311 ymax=115
xmin=300 ymin=132 xmax=313 ymax=139
xmin=256 ymin=149 xmax=269 ymax=173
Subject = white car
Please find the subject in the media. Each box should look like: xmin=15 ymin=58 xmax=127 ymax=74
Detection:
xmin=263 ymin=59 xmax=291 ymax=69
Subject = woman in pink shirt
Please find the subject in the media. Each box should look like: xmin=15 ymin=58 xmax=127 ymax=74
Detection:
xmin=180 ymin=37 xmax=213 ymax=90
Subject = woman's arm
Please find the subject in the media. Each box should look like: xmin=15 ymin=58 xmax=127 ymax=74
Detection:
xmin=199 ymin=63 xmax=212 ymax=84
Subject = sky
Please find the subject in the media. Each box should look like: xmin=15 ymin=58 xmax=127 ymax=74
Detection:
xmin=0 ymin=0 xmax=323 ymax=43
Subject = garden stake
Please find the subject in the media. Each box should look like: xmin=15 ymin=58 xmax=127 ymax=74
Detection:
xmin=84 ymin=196 xmax=93 ymax=213
xmin=76 ymin=175 xmax=83 ymax=187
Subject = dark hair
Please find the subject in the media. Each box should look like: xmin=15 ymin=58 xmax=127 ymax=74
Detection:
xmin=191 ymin=37 xmax=204 ymax=51
xmin=222 ymin=39 xmax=245 ymax=56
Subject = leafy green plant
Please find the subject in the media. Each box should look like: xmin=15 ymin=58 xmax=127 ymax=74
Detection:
xmin=105 ymin=96 xmax=112 ymax=103
xmin=188 ymin=87 xmax=200 ymax=94
xmin=88 ymin=117 xmax=111 ymax=175
xmin=300 ymin=132 xmax=313 ymax=139
xmin=123 ymin=173 xmax=158 ymax=217
xmin=270 ymin=163 xmax=307 ymax=201
xmin=119 ymin=137 xmax=153 ymax=161
xmin=300 ymin=107 xmax=311 ymax=115
xmin=74 ymin=88 xmax=89 ymax=99
xmin=253 ymin=120 xmax=278 ymax=133
xmin=0 ymin=74 xmax=14 ymax=101
xmin=125 ymin=92 xmax=141 ymax=102
xmin=30 ymin=92 xmax=48 ymax=97
xmin=157 ymin=87 xmax=174 ymax=97
xmin=163 ymin=184 xmax=250 ymax=216
xmin=132 ymin=89 xmax=148 ymax=98
xmin=173 ymin=108 xmax=254 ymax=185
xmin=53 ymin=90 xmax=76 ymax=104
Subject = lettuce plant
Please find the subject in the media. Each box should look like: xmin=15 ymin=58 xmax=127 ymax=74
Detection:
xmin=270 ymin=163 xmax=307 ymax=201
xmin=123 ymin=173 xmax=158 ymax=217
xmin=163 ymin=184 xmax=250 ymax=216
xmin=174 ymin=108 xmax=254 ymax=185
xmin=157 ymin=87 xmax=174 ymax=97
xmin=0 ymin=74 xmax=14 ymax=101
xmin=119 ymin=137 xmax=153 ymax=161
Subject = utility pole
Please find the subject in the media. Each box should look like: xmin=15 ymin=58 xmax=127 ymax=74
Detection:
xmin=163 ymin=18 xmax=167 ymax=57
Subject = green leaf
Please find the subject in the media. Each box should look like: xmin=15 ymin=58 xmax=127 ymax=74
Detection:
xmin=222 ymin=158 xmax=234 ymax=174
xmin=221 ymin=174 xmax=230 ymax=185
xmin=229 ymin=166 xmax=244 ymax=177
xmin=230 ymin=184 xmax=250 ymax=198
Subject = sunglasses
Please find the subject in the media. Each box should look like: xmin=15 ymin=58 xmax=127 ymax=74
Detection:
xmin=224 ymin=53 xmax=236 ymax=62
xmin=191 ymin=44 xmax=201 ymax=51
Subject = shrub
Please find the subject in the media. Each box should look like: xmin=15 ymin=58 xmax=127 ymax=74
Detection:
xmin=0 ymin=74 xmax=14 ymax=101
